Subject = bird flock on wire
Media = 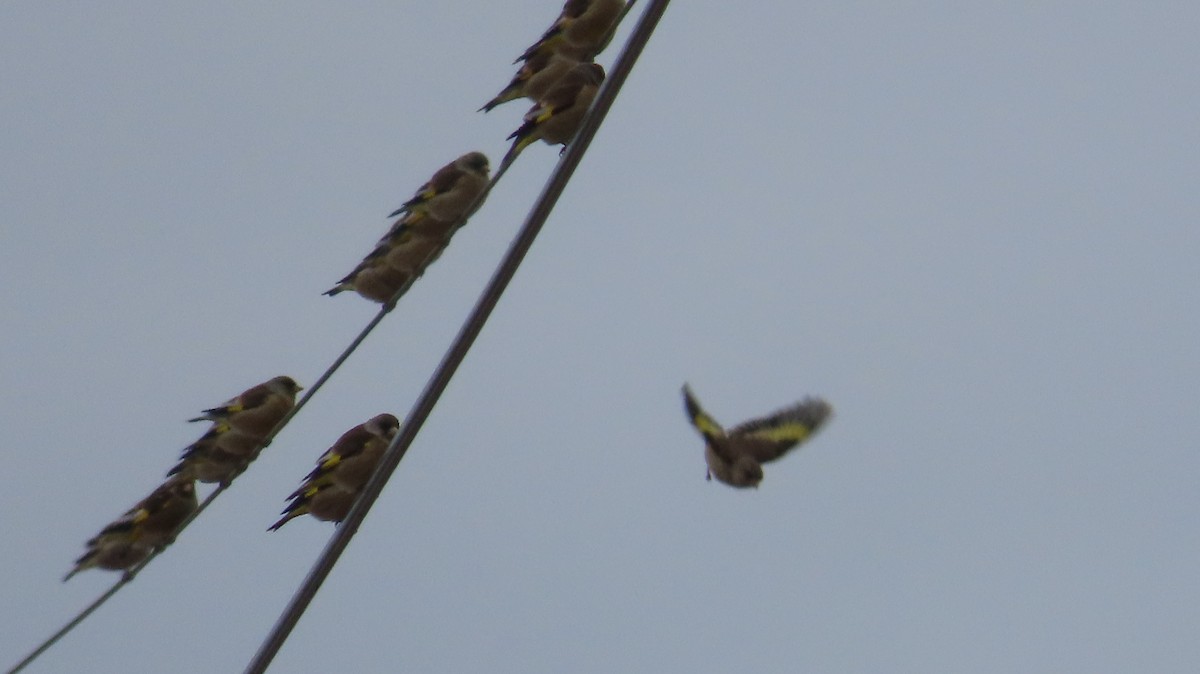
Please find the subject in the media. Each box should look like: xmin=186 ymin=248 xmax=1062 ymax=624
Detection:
xmin=63 ymin=0 xmax=834 ymax=588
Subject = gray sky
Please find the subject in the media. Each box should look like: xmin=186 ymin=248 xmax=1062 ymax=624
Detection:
xmin=3 ymin=2 xmax=1198 ymax=672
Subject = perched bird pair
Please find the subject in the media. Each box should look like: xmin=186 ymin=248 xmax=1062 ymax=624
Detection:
xmin=480 ymin=0 xmax=627 ymax=112
xmin=270 ymin=414 xmax=400 ymax=530
xmin=325 ymin=152 xmax=491 ymax=304
xmin=682 ymin=385 xmax=833 ymax=488
xmin=501 ymin=62 xmax=607 ymax=167
xmin=64 ymin=476 xmax=197 ymax=581
xmin=170 ymin=375 xmax=303 ymax=485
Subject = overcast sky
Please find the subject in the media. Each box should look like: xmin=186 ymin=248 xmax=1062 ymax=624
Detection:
xmin=3 ymin=2 xmax=1198 ymax=672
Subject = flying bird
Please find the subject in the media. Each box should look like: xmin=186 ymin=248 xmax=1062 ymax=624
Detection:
xmin=515 ymin=0 xmax=628 ymax=64
xmin=387 ymin=152 xmax=491 ymax=223
xmin=503 ymin=63 xmax=605 ymax=166
xmin=681 ymin=384 xmax=833 ymax=488
xmin=64 ymin=476 xmax=198 ymax=581
xmin=269 ymin=414 xmax=400 ymax=530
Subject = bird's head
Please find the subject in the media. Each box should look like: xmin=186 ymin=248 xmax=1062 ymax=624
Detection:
xmin=368 ymin=413 xmax=401 ymax=440
xmin=270 ymin=376 xmax=303 ymax=397
xmin=458 ymin=151 xmax=490 ymax=178
xmin=733 ymin=457 xmax=764 ymax=488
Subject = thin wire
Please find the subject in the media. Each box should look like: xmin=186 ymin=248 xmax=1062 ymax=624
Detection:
xmin=6 ymin=148 xmax=513 ymax=674
xmin=9 ymin=1 xmax=664 ymax=670
xmin=242 ymin=1 xmax=672 ymax=671
xmin=5 ymin=578 xmax=129 ymax=674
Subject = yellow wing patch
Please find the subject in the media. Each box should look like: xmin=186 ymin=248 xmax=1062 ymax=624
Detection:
xmin=681 ymin=385 xmax=725 ymax=440
xmin=743 ymin=420 xmax=813 ymax=444
xmin=690 ymin=411 xmax=724 ymax=439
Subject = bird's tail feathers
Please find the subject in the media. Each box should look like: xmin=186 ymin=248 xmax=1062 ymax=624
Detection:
xmin=479 ymin=91 xmax=512 ymax=113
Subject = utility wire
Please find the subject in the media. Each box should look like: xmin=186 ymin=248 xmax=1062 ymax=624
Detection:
xmin=6 ymin=123 xmax=515 ymax=674
xmin=9 ymin=1 xmax=666 ymax=671
xmin=242 ymin=1 xmax=672 ymax=671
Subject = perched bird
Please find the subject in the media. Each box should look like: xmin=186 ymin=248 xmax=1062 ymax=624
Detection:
xmin=681 ymin=384 xmax=833 ymax=489
xmin=269 ymin=414 xmax=400 ymax=531
xmin=115 ymin=477 xmax=198 ymax=548
xmin=269 ymin=481 xmax=357 ymax=531
xmin=387 ymin=152 xmax=491 ymax=223
xmin=188 ymin=375 xmax=303 ymax=438
xmin=323 ymin=214 xmax=460 ymax=304
xmin=386 ymin=210 xmax=460 ymax=244
xmin=503 ymin=63 xmax=605 ymax=165
xmin=301 ymin=414 xmax=400 ymax=494
xmin=480 ymin=49 xmax=582 ymax=113
xmin=377 ymin=220 xmax=454 ymax=277
xmin=168 ymin=425 xmax=257 ymax=484
xmin=172 ymin=375 xmax=302 ymax=483
xmin=515 ymin=0 xmax=628 ymax=64
xmin=63 ymin=534 xmax=148 ymax=582
xmin=323 ymin=246 xmax=414 ymax=304
xmin=64 ymin=476 xmax=198 ymax=581
xmin=327 ymin=153 xmax=489 ymax=305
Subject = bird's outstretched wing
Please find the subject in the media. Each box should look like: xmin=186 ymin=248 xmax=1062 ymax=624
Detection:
xmin=728 ymin=398 xmax=833 ymax=464
xmin=681 ymin=384 xmax=746 ymax=469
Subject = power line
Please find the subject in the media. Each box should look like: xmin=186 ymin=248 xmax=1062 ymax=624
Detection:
xmin=9 ymin=1 xmax=668 ymax=671
xmin=242 ymin=0 xmax=673 ymax=671
xmin=5 ymin=136 xmax=511 ymax=674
